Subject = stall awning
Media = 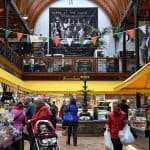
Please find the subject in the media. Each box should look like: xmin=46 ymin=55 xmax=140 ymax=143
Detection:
xmin=0 ymin=68 xmax=122 ymax=94
xmin=114 ymin=62 xmax=150 ymax=93
xmin=1 ymin=62 xmax=150 ymax=94
xmin=0 ymin=68 xmax=29 ymax=92
xmin=24 ymin=80 xmax=121 ymax=94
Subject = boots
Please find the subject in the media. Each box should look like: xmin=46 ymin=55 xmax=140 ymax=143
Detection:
xmin=66 ymin=137 xmax=70 ymax=145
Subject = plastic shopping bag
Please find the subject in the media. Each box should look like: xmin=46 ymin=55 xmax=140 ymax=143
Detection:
xmin=118 ymin=124 xmax=135 ymax=144
xmin=104 ymin=129 xmax=112 ymax=150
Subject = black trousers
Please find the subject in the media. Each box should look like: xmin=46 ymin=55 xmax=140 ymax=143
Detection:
xmin=67 ymin=122 xmax=78 ymax=145
xmin=111 ymin=138 xmax=123 ymax=150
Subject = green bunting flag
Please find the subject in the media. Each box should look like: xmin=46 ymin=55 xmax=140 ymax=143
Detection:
xmin=5 ymin=29 xmax=11 ymax=39
xmin=40 ymin=36 xmax=48 ymax=43
xmin=79 ymin=37 xmax=84 ymax=45
xmin=116 ymin=32 xmax=122 ymax=40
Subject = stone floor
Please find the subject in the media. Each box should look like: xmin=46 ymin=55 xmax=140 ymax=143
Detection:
xmin=24 ymin=130 xmax=140 ymax=150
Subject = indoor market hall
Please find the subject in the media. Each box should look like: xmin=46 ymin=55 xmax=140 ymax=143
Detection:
xmin=0 ymin=0 xmax=149 ymax=150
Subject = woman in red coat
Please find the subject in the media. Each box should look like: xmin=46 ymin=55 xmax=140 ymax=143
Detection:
xmin=28 ymin=95 xmax=50 ymax=125
xmin=105 ymin=103 xmax=127 ymax=150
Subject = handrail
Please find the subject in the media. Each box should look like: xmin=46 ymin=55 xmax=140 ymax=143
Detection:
xmin=0 ymin=38 xmax=136 ymax=74
xmin=23 ymin=56 xmax=136 ymax=73
xmin=0 ymin=39 xmax=23 ymax=69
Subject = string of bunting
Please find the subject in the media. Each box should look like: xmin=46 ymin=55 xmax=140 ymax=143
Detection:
xmin=0 ymin=25 xmax=146 ymax=46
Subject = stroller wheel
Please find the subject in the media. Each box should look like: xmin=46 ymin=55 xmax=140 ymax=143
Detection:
xmin=54 ymin=144 xmax=60 ymax=150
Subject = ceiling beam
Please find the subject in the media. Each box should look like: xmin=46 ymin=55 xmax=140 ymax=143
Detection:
xmin=116 ymin=0 xmax=133 ymax=31
xmin=10 ymin=0 xmax=31 ymax=34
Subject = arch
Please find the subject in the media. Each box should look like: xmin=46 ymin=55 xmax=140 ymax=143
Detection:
xmin=18 ymin=0 xmax=128 ymax=29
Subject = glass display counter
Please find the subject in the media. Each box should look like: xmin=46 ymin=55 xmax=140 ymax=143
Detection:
xmin=129 ymin=107 xmax=150 ymax=150
xmin=129 ymin=108 xmax=147 ymax=129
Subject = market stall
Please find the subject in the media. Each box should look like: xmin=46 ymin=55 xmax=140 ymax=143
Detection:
xmin=0 ymin=108 xmax=24 ymax=150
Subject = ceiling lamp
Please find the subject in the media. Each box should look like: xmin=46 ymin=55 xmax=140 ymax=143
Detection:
xmin=22 ymin=14 xmax=28 ymax=20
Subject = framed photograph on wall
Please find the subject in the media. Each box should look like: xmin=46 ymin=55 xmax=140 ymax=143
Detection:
xmin=49 ymin=7 xmax=98 ymax=56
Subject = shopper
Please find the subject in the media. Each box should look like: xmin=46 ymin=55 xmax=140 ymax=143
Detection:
xmin=10 ymin=102 xmax=26 ymax=131
xmin=50 ymin=101 xmax=58 ymax=128
xmin=65 ymin=98 xmax=78 ymax=146
xmin=23 ymin=96 xmax=36 ymax=120
xmin=28 ymin=95 xmax=50 ymax=125
xmin=105 ymin=103 xmax=127 ymax=150
xmin=120 ymin=99 xmax=130 ymax=117
xmin=59 ymin=100 xmax=67 ymax=119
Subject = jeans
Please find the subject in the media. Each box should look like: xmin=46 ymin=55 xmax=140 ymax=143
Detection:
xmin=111 ymin=138 xmax=123 ymax=150
xmin=67 ymin=122 xmax=78 ymax=145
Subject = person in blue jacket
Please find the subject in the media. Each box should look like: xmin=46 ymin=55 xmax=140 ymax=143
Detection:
xmin=65 ymin=98 xmax=78 ymax=146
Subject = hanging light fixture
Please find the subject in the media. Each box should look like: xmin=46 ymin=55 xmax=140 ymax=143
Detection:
xmin=22 ymin=14 xmax=28 ymax=20
xmin=21 ymin=7 xmax=28 ymax=20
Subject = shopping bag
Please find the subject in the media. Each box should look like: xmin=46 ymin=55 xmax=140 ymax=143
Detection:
xmin=104 ymin=129 xmax=112 ymax=150
xmin=130 ymin=126 xmax=137 ymax=139
xmin=62 ymin=112 xmax=73 ymax=126
xmin=118 ymin=124 xmax=135 ymax=144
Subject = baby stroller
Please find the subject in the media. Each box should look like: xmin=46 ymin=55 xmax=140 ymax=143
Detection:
xmin=32 ymin=120 xmax=60 ymax=150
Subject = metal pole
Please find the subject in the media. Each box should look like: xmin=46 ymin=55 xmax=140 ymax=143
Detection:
xmin=4 ymin=0 xmax=9 ymax=57
xmin=133 ymin=0 xmax=140 ymax=70
xmin=122 ymin=27 xmax=127 ymax=72
xmin=83 ymin=79 xmax=88 ymax=109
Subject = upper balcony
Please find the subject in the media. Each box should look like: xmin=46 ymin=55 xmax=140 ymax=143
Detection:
xmin=0 ymin=39 xmax=136 ymax=81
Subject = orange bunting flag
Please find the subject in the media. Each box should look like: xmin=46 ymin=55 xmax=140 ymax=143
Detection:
xmin=53 ymin=37 xmax=60 ymax=46
xmin=91 ymin=36 xmax=97 ymax=45
xmin=127 ymin=29 xmax=135 ymax=39
xmin=17 ymin=32 xmax=23 ymax=41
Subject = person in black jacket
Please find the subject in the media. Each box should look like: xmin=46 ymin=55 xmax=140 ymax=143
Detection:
xmin=120 ymin=99 xmax=129 ymax=118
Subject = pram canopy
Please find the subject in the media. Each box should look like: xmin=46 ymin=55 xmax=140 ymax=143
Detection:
xmin=33 ymin=120 xmax=55 ymax=135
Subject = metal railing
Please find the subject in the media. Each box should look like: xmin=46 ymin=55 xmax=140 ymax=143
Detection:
xmin=22 ymin=56 xmax=136 ymax=73
xmin=0 ymin=39 xmax=137 ymax=74
xmin=0 ymin=39 xmax=23 ymax=69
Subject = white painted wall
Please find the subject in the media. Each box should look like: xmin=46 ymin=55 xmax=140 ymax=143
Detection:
xmin=34 ymin=0 xmax=115 ymax=56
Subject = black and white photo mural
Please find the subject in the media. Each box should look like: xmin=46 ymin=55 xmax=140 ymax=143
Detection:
xmin=139 ymin=24 xmax=150 ymax=66
xmin=49 ymin=8 xmax=98 ymax=56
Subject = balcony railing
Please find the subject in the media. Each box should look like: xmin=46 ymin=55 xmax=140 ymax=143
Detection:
xmin=0 ymin=39 xmax=137 ymax=75
xmin=23 ymin=56 xmax=136 ymax=74
xmin=0 ymin=39 xmax=23 ymax=70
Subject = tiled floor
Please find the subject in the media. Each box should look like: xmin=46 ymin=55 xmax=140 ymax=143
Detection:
xmin=24 ymin=130 xmax=140 ymax=150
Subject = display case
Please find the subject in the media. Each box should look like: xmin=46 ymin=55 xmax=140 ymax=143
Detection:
xmin=129 ymin=108 xmax=147 ymax=129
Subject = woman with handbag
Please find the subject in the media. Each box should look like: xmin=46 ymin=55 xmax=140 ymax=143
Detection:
xmin=64 ymin=98 xmax=78 ymax=146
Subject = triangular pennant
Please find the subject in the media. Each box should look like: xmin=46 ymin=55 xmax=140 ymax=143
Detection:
xmin=79 ymin=37 xmax=84 ymax=45
xmin=17 ymin=32 xmax=23 ymax=41
xmin=26 ymin=35 xmax=30 ymax=44
xmin=115 ymin=32 xmax=122 ymax=40
xmin=40 ymin=36 xmax=48 ymax=43
xmin=139 ymin=25 xmax=146 ymax=34
xmin=30 ymin=35 xmax=42 ymax=43
xmin=53 ymin=37 xmax=60 ymax=46
xmin=91 ymin=36 xmax=97 ymax=45
xmin=127 ymin=29 xmax=135 ymax=39
xmin=5 ymin=29 xmax=11 ymax=39
xmin=67 ymin=38 xmax=73 ymax=46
